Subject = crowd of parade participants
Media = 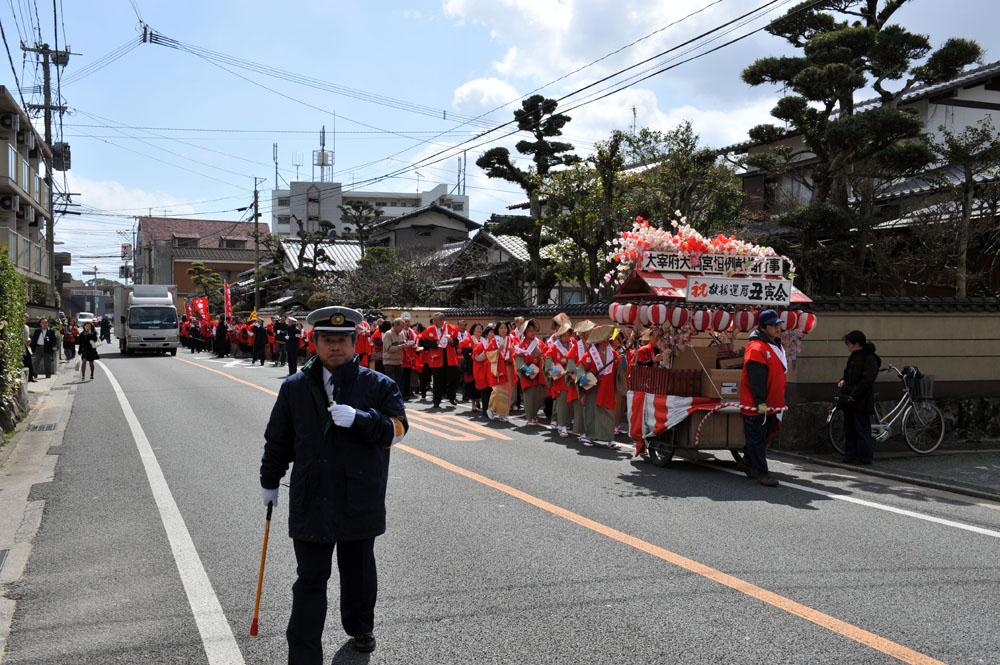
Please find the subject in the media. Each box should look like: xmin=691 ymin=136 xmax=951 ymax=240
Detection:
xmin=179 ymin=310 xmax=654 ymax=450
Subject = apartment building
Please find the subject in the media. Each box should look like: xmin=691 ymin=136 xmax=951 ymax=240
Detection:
xmin=270 ymin=181 xmax=470 ymax=237
xmin=0 ymin=86 xmax=53 ymax=301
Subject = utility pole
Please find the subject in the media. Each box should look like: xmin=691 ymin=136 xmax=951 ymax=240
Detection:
xmin=24 ymin=42 xmax=70 ymax=307
xmin=253 ymin=178 xmax=263 ymax=311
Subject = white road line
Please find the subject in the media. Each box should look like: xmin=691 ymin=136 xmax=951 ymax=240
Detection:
xmin=710 ymin=462 xmax=1000 ymax=539
xmin=99 ymin=361 xmax=246 ymax=665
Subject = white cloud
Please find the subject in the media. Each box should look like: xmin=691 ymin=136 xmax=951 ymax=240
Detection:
xmin=67 ymin=174 xmax=199 ymax=217
xmin=452 ymin=77 xmax=522 ymax=116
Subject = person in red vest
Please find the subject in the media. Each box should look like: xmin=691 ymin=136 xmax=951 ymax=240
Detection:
xmin=514 ymin=319 xmax=547 ymax=426
xmin=459 ymin=323 xmax=483 ymax=411
xmin=635 ymin=327 xmax=665 ymax=365
xmin=565 ymin=320 xmax=594 ymax=440
xmin=371 ymin=318 xmax=385 ymax=373
xmin=418 ymin=312 xmax=460 ymax=409
xmin=472 ymin=324 xmax=493 ymax=413
xmin=355 ymin=321 xmax=372 ymax=368
xmin=544 ymin=321 xmax=575 ymax=437
xmin=578 ymin=325 xmax=625 ymax=450
xmin=399 ymin=315 xmax=419 ymax=400
xmin=485 ymin=321 xmax=515 ymax=422
xmin=737 ymin=309 xmax=786 ymax=487
xmin=266 ymin=319 xmax=276 ymax=363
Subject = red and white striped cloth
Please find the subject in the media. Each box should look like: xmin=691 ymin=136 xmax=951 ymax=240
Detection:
xmin=627 ymin=392 xmax=734 ymax=442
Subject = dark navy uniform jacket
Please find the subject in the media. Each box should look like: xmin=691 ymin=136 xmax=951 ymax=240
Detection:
xmin=260 ymin=355 xmax=407 ymax=542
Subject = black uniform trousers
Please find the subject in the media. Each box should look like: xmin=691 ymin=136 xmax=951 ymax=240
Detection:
xmin=287 ymin=537 xmax=377 ymax=665
xmin=287 ymin=347 xmax=299 ymax=375
xmin=431 ymin=363 xmax=459 ymax=406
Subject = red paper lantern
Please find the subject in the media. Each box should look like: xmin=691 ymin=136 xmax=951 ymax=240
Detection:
xmin=780 ymin=310 xmax=798 ymax=330
xmin=692 ymin=309 xmax=712 ymax=332
xmin=735 ymin=309 xmax=758 ymax=332
xmin=621 ymin=303 xmax=639 ymax=325
xmin=797 ymin=312 xmax=817 ymax=334
xmin=711 ymin=310 xmax=732 ymax=332
xmin=669 ymin=306 xmax=689 ymax=328
xmin=608 ymin=302 xmax=620 ymax=322
xmin=638 ymin=305 xmax=652 ymax=326
xmin=648 ymin=303 xmax=668 ymax=325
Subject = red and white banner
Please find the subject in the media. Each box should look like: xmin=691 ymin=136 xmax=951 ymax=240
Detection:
xmin=628 ymin=392 xmax=744 ymax=442
xmin=191 ymin=296 xmax=210 ymax=321
xmin=224 ymin=282 xmax=233 ymax=321
xmin=184 ymin=299 xmax=195 ymax=320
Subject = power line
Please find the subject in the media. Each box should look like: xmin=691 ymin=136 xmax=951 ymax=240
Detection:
xmin=0 ymin=19 xmax=27 ymax=109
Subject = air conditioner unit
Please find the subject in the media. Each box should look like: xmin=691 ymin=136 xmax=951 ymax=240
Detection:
xmin=0 ymin=193 xmax=19 ymax=211
xmin=23 ymin=206 xmax=35 ymax=223
xmin=0 ymin=114 xmax=18 ymax=132
xmin=17 ymin=131 xmax=35 ymax=150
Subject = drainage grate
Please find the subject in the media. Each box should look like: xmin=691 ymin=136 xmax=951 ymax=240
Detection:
xmin=52 ymin=386 xmax=72 ymax=390
xmin=27 ymin=423 xmax=57 ymax=432
xmin=0 ymin=549 xmax=7 ymax=576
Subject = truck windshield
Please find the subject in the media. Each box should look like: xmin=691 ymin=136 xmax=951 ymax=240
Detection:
xmin=129 ymin=307 xmax=178 ymax=329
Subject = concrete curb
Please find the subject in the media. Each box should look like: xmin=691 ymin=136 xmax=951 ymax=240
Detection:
xmin=773 ymin=450 xmax=1000 ymax=503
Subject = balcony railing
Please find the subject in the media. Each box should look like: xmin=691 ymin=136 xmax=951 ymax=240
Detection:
xmin=0 ymin=227 xmax=50 ymax=280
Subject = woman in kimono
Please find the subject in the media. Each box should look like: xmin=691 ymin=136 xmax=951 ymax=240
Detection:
xmin=461 ymin=323 xmax=484 ymax=412
xmin=486 ymin=321 xmax=516 ymax=421
xmin=514 ymin=319 xmax=548 ymax=426
xmin=566 ymin=320 xmax=596 ymax=442
xmin=544 ymin=321 xmax=575 ymax=437
xmin=473 ymin=324 xmax=495 ymax=414
xmin=578 ymin=325 xmax=626 ymax=450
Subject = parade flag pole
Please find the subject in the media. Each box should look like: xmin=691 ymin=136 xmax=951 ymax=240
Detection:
xmin=249 ymin=501 xmax=273 ymax=636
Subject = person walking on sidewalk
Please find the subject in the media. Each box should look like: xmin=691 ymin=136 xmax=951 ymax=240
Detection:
xmin=99 ymin=315 xmax=112 ymax=345
xmin=77 ymin=321 xmax=100 ymax=381
xmin=22 ymin=315 xmax=36 ymax=382
xmin=737 ymin=309 xmax=787 ymax=487
xmin=30 ymin=318 xmax=59 ymax=379
xmin=837 ymin=330 xmax=880 ymax=465
xmin=63 ymin=318 xmax=78 ymax=361
xmin=259 ymin=305 xmax=408 ymax=660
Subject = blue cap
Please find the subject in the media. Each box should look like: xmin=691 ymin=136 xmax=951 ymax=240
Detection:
xmin=758 ymin=309 xmax=780 ymax=326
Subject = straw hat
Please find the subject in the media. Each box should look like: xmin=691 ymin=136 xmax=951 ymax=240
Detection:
xmin=586 ymin=325 xmax=615 ymax=344
xmin=554 ymin=321 xmax=572 ymax=336
xmin=573 ymin=319 xmax=596 ymax=334
xmin=552 ymin=312 xmax=572 ymax=329
xmin=518 ymin=318 xmax=537 ymax=336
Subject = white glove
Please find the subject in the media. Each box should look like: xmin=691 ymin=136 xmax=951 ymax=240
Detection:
xmin=261 ymin=487 xmax=279 ymax=507
xmin=328 ymin=403 xmax=357 ymax=427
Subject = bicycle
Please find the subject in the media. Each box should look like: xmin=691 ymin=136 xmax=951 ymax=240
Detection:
xmin=827 ymin=364 xmax=945 ymax=455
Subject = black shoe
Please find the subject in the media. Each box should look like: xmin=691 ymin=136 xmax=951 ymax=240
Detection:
xmin=736 ymin=458 xmax=759 ymax=479
xmin=351 ymin=634 xmax=376 ymax=653
xmin=432 ymin=403 xmax=441 ymax=409
xmin=449 ymin=399 xmax=457 ymax=406
xmin=758 ymin=473 xmax=779 ymax=487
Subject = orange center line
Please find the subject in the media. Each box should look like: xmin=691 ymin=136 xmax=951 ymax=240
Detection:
xmin=174 ymin=355 xmax=946 ymax=665
xmin=397 ymin=443 xmax=949 ymax=665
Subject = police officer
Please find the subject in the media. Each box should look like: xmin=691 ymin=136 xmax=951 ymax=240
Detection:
xmin=259 ymin=306 xmax=408 ymax=662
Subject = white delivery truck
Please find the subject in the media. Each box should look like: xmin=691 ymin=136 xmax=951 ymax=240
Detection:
xmin=113 ymin=284 xmax=180 ymax=356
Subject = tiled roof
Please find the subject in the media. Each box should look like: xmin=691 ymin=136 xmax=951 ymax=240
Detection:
xmin=489 ymin=233 xmax=561 ymax=262
xmin=282 ymin=238 xmax=363 ymax=272
xmin=867 ymin=163 xmax=1000 ymax=203
xmin=171 ymin=247 xmax=257 ymax=262
xmin=138 ymin=217 xmax=257 ymax=246
xmin=373 ymin=203 xmax=481 ymax=230
xmin=718 ymin=60 xmax=1000 ymax=154
xmin=443 ymin=302 xmax=614 ymax=318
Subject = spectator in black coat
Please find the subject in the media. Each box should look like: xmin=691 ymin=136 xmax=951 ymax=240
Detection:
xmin=838 ymin=330 xmax=881 ymax=464
xmin=30 ymin=318 xmax=59 ymax=378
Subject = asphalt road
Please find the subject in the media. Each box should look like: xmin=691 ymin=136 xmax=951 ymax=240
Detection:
xmin=5 ymin=347 xmax=1000 ymax=665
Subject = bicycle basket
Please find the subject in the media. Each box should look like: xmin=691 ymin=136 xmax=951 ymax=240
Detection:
xmin=906 ymin=373 xmax=935 ymax=400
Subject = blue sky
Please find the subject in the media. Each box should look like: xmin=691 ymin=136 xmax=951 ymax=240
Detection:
xmin=2 ymin=0 xmax=997 ymax=280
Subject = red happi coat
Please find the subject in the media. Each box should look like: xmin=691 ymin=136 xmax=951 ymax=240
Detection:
xmin=485 ymin=335 xmax=515 ymax=387
xmin=419 ymin=323 xmax=460 ymax=368
xmin=579 ymin=342 xmax=621 ymax=410
xmin=401 ymin=327 xmax=419 ymax=369
xmin=514 ymin=335 xmax=547 ymax=389
xmin=459 ymin=334 xmax=478 ymax=382
xmin=565 ymin=338 xmax=589 ymax=404
xmin=544 ymin=337 xmax=576 ymax=400
xmin=471 ymin=338 xmax=491 ymax=390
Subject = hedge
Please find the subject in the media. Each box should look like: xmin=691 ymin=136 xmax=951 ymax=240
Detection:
xmin=0 ymin=250 xmax=28 ymax=427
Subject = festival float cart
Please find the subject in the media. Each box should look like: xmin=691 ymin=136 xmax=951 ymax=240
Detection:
xmin=605 ymin=215 xmax=817 ymax=466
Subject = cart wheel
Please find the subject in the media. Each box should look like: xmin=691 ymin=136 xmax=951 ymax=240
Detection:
xmin=646 ymin=433 xmax=675 ymax=467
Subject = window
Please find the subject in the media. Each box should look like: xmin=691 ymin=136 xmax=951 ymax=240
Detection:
xmin=8 ymin=145 xmax=16 ymax=184
xmin=129 ymin=306 xmax=178 ymax=329
xmin=416 ymin=230 xmax=432 ymax=238
xmin=277 ymin=197 xmax=290 ymax=207
xmin=307 ymin=201 xmax=320 ymax=219
xmin=307 ymin=186 xmax=320 ymax=201
xmin=174 ymin=237 xmax=198 ymax=247
xmin=453 ymin=203 xmax=463 ymax=211
xmin=22 ymin=160 xmax=29 ymax=192
xmin=375 ymin=201 xmax=388 ymax=208
xmin=277 ymin=216 xmax=290 ymax=226
xmin=223 ymin=239 xmax=246 ymax=249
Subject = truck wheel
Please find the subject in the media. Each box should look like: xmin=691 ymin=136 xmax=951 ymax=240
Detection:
xmin=170 ymin=349 xmax=177 ymax=356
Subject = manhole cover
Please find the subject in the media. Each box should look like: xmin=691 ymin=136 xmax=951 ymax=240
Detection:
xmin=27 ymin=423 xmax=57 ymax=432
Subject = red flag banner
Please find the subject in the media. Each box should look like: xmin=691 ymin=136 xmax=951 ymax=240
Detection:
xmin=184 ymin=299 xmax=194 ymax=320
xmin=192 ymin=297 xmax=210 ymax=321
xmin=224 ymin=281 xmax=233 ymax=321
